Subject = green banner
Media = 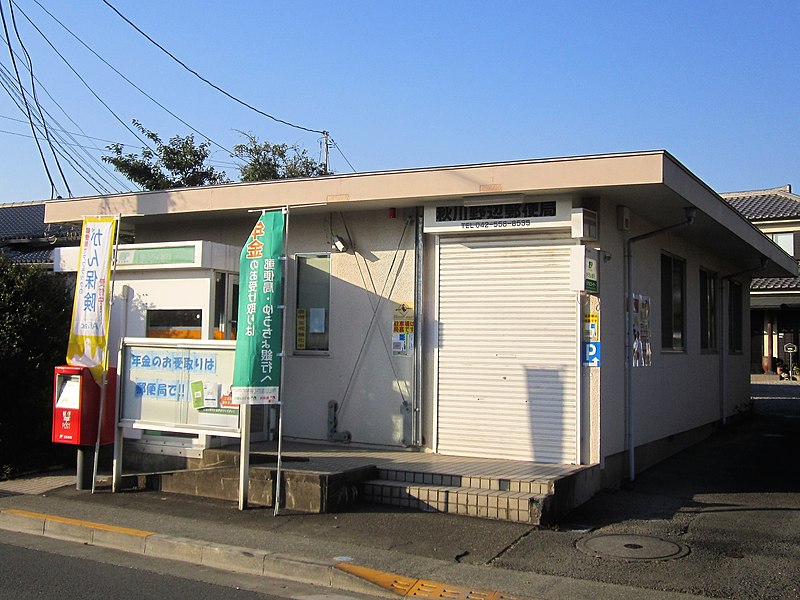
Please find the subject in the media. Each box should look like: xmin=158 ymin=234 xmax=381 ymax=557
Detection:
xmin=232 ymin=211 xmax=285 ymax=404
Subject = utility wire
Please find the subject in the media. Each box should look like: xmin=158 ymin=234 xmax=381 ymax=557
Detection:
xmin=23 ymin=0 xmax=237 ymax=158
xmin=0 ymin=64 xmax=130 ymax=191
xmin=8 ymin=7 xmax=156 ymax=153
xmin=8 ymin=0 xmax=71 ymax=196
xmin=0 ymin=62 xmax=132 ymax=193
xmin=101 ymin=0 xmax=326 ymax=136
xmin=331 ymin=137 xmax=356 ymax=172
xmin=0 ymin=1 xmax=57 ymax=197
xmin=0 ymin=70 xmax=115 ymax=194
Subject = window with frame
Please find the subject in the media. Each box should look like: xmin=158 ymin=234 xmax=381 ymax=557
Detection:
xmin=699 ymin=269 xmax=717 ymax=350
xmin=661 ymin=253 xmax=686 ymax=351
xmin=295 ymin=254 xmax=331 ymax=352
xmin=728 ymin=280 xmax=743 ymax=353
xmin=769 ymin=232 xmax=795 ymax=258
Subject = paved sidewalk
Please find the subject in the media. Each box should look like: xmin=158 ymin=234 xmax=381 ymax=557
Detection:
xmin=0 ymin=389 xmax=797 ymax=600
xmin=0 ymin=472 xmax=74 ymax=497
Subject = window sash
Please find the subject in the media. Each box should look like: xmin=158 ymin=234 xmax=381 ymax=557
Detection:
xmin=295 ymin=254 xmax=331 ymax=352
xmin=661 ymin=254 xmax=686 ymax=351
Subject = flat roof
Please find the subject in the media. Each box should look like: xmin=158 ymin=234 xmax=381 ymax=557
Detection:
xmin=43 ymin=150 xmax=796 ymax=278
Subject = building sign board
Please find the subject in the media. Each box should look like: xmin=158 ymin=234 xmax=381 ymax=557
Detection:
xmin=423 ymin=197 xmax=571 ymax=233
xmin=392 ymin=303 xmax=414 ymax=355
xmin=585 ymin=255 xmax=598 ymax=293
xmin=582 ymin=342 xmax=601 ymax=367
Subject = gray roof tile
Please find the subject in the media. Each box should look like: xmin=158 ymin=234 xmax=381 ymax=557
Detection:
xmin=721 ymin=185 xmax=800 ymax=221
xmin=0 ymin=201 xmax=80 ymax=242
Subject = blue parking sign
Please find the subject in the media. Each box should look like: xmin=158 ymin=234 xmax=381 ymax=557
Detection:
xmin=583 ymin=342 xmax=601 ymax=367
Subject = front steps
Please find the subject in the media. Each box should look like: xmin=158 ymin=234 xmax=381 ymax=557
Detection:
xmin=360 ymin=467 xmax=586 ymax=525
xmin=120 ymin=445 xmax=595 ymax=524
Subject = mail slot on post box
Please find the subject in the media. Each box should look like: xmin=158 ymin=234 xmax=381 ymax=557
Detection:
xmin=52 ymin=365 xmax=117 ymax=446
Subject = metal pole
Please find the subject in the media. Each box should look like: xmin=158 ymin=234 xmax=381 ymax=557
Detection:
xmin=322 ymin=132 xmax=330 ymax=173
xmin=274 ymin=206 xmax=289 ymax=516
xmin=238 ymin=404 xmax=251 ymax=510
xmin=412 ymin=207 xmax=424 ymax=446
xmin=92 ymin=215 xmax=121 ymax=494
xmin=112 ymin=286 xmax=131 ymax=493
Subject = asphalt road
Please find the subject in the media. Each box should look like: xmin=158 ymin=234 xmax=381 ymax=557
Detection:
xmin=490 ymin=400 xmax=800 ymax=600
xmin=1 ymin=388 xmax=797 ymax=600
xmin=0 ymin=530 xmax=374 ymax=600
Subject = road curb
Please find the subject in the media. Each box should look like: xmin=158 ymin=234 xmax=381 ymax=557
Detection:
xmin=0 ymin=508 xmax=396 ymax=598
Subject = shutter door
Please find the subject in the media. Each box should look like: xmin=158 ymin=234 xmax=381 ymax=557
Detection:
xmin=436 ymin=236 xmax=579 ymax=463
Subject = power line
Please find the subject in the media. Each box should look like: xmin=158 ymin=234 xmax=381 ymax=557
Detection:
xmin=101 ymin=0 xmax=326 ymax=136
xmin=0 ymin=0 xmax=57 ymax=197
xmin=331 ymin=137 xmax=356 ymax=173
xmin=23 ymin=0 xmax=237 ymax=159
xmin=6 ymin=6 xmax=156 ymax=153
xmin=8 ymin=0 xmax=71 ymax=196
xmin=0 ymin=64 xmax=132 ymax=194
xmin=1 ymin=113 xmax=137 ymax=147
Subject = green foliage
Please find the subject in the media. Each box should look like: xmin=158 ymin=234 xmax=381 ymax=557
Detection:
xmin=102 ymin=120 xmax=230 ymax=190
xmin=0 ymin=256 xmax=73 ymax=476
xmin=232 ymin=132 xmax=329 ymax=182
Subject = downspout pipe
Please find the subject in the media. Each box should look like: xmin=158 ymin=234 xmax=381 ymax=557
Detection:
xmin=718 ymin=257 xmax=767 ymax=425
xmin=624 ymin=207 xmax=696 ymax=482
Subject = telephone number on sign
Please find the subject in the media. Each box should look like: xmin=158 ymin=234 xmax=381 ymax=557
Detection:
xmin=460 ymin=220 xmax=532 ymax=229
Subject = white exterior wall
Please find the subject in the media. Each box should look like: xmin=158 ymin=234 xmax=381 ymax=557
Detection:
xmin=135 ymin=210 xmax=417 ymax=446
xmin=281 ymin=211 xmax=416 ymax=446
xmin=597 ymin=204 xmax=751 ymax=465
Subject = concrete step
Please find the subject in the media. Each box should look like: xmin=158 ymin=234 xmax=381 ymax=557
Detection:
xmin=361 ymin=479 xmax=551 ymax=524
xmin=119 ymin=464 xmax=376 ymax=513
xmin=376 ymin=467 xmax=554 ymax=495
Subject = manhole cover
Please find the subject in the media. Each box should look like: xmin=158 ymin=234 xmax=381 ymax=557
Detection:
xmin=576 ymin=534 xmax=690 ymax=561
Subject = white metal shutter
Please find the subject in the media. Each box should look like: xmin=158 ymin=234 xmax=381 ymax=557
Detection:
xmin=436 ymin=236 xmax=579 ymax=463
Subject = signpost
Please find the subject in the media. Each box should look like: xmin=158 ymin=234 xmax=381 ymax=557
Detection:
xmin=784 ymin=343 xmax=797 ymax=380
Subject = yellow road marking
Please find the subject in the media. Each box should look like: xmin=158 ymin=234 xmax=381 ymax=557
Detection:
xmin=335 ymin=562 xmax=520 ymax=599
xmin=2 ymin=509 xmax=154 ymax=538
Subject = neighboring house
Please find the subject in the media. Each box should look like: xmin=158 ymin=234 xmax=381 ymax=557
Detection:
xmin=0 ymin=201 xmax=81 ymax=267
xmin=721 ymin=185 xmax=800 ymax=373
xmin=45 ymin=151 xmax=794 ymax=505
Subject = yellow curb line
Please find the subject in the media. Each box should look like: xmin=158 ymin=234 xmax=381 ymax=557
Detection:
xmin=336 ymin=561 xmax=520 ymax=600
xmin=2 ymin=509 xmax=155 ymax=538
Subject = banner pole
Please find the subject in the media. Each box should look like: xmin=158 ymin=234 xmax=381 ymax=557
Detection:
xmin=92 ymin=215 xmax=121 ymax=494
xmin=274 ymin=206 xmax=289 ymax=516
xmin=238 ymin=403 xmax=251 ymax=509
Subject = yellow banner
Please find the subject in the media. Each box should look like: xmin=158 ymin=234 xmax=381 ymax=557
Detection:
xmin=66 ymin=217 xmax=117 ymax=384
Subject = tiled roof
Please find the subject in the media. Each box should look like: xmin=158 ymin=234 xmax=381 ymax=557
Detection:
xmin=0 ymin=201 xmax=81 ymax=241
xmin=752 ymin=275 xmax=800 ymax=291
xmin=1 ymin=248 xmax=55 ymax=264
xmin=721 ymin=185 xmax=800 ymax=221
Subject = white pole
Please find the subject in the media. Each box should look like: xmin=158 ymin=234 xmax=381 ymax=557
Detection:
xmin=112 ymin=286 xmax=131 ymax=493
xmin=274 ymin=206 xmax=289 ymax=516
xmin=238 ymin=404 xmax=251 ymax=510
xmin=92 ymin=215 xmax=121 ymax=494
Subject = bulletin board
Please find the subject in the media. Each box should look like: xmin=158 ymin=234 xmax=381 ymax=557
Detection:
xmin=119 ymin=338 xmax=240 ymax=437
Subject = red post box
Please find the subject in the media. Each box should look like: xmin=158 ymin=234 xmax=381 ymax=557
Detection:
xmin=52 ymin=365 xmax=117 ymax=446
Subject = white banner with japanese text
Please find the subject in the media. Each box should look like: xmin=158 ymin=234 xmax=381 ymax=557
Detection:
xmin=66 ymin=216 xmax=117 ymax=384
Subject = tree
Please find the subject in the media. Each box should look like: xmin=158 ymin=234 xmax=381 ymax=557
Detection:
xmin=232 ymin=133 xmax=329 ymax=181
xmin=103 ymin=120 xmax=230 ymax=190
xmin=0 ymin=256 xmax=73 ymax=477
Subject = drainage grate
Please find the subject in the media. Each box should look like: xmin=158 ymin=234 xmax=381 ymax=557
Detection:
xmin=576 ymin=533 xmax=690 ymax=561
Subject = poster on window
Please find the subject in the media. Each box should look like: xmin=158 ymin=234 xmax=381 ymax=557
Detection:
xmin=632 ymin=294 xmax=652 ymax=367
xmin=231 ymin=210 xmax=285 ymax=404
xmin=66 ymin=216 xmax=117 ymax=384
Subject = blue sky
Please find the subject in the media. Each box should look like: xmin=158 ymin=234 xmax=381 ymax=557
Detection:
xmin=0 ymin=0 xmax=798 ymax=204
